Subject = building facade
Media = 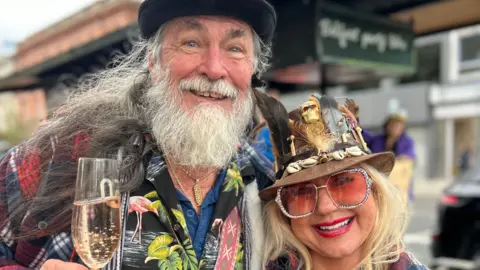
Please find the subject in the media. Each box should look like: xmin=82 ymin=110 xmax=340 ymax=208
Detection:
xmin=419 ymin=23 xmax=480 ymax=180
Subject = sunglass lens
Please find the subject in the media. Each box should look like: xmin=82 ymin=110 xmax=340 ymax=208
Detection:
xmin=280 ymin=183 xmax=317 ymax=216
xmin=327 ymin=171 xmax=368 ymax=207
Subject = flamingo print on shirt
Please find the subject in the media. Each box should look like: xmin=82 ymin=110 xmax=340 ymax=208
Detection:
xmin=128 ymin=196 xmax=159 ymax=244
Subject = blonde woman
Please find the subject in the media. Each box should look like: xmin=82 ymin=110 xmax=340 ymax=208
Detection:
xmin=253 ymin=90 xmax=428 ymax=270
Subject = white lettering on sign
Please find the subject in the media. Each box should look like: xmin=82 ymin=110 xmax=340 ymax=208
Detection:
xmin=389 ymin=33 xmax=408 ymax=51
xmin=319 ymin=18 xmax=409 ymax=53
xmin=320 ymin=18 xmax=360 ymax=49
xmin=361 ymin=32 xmax=387 ymax=53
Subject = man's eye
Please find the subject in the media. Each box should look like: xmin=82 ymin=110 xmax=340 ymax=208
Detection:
xmin=229 ymin=46 xmax=243 ymax=53
xmin=185 ymin=41 xmax=198 ymax=47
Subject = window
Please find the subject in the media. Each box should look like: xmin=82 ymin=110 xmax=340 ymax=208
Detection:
xmin=459 ymin=35 xmax=480 ymax=74
xmin=400 ymin=43 xmax=440 ymax=83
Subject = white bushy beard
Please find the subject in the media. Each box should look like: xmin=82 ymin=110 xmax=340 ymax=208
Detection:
xmin=144 ymin=68 xmax=254 ymax=168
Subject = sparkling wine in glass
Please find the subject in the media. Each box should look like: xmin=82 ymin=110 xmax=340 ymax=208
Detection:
xmin=72 ymin=158 xmax=122 ymax=270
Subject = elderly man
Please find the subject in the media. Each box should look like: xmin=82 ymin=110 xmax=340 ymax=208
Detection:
xmin=0 ymin=0 xmax=276 ymax=269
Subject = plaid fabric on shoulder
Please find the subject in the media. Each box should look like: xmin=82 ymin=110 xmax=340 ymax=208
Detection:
xmin=0 ymin=136 xmax=85 ymax=269
xmin=13 ymin=147 xmax=42 ymax=201
xmin=389 ymin=251 xmax=430 ymax=270
xmin=239 ymin=139 xmax=275 ymax=189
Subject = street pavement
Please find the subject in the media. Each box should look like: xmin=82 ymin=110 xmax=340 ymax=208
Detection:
xmin=404 ymin=194 xmax=441 ymax=267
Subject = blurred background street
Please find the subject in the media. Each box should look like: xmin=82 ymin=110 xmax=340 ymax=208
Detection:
xmin=405 ymin=180 xmax=448 ymax=266
xmin=406 ymin=194 xmax=437 ymax=266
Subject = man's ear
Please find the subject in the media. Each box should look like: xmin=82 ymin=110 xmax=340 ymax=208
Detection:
xmin=148 ymin=53 xmax=160 ymax=82
xmin=148 ymin=54 xmax=155 ymax=71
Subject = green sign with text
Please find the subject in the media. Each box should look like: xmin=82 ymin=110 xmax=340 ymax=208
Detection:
xmin=317 ymin=2 xmax=416 ymax=73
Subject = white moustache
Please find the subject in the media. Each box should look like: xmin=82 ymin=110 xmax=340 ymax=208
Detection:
xmin=178 ymin=76 xmax=238 ymax=99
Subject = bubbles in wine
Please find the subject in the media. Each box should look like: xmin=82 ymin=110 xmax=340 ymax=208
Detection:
xmin=72 ymin=196 xmax=121 ymax=268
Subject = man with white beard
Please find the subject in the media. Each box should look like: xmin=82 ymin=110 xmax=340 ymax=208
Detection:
xmin=0 ymin=0 xmax=276 ymax=269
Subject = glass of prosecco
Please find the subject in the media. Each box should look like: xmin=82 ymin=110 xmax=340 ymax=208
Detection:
xmin=72 ymin=158 xmax=121 ymax=270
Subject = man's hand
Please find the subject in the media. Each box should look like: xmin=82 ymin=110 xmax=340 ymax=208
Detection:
xmin=40 ymin=259 xmax=88 ymax=270
xmin=345 ymin=98 xmax=359 ymax=118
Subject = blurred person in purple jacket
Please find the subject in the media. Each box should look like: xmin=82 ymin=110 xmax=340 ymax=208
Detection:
xmin=346 ymin=99 xmax=416 ymax=203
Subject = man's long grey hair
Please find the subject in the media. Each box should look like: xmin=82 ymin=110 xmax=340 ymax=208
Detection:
xmin=5 ymin=24 xmax=271 ymax=239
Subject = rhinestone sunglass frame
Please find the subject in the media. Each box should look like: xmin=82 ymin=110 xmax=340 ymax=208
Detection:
xmin=275 ymin=168 xmax=373 ymax=219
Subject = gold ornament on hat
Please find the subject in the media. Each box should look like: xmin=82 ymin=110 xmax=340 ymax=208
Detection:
xmin=286 ymin=95 xmax=370 ymax=175
xmin=254 ymin=89 xmax=374 ymax=179
xmin=301 ymin=101 xmax=321 ymax=123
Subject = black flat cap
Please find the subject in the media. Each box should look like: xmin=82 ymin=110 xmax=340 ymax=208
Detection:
xmin=138 ymin=0 xmax=277 ymax=44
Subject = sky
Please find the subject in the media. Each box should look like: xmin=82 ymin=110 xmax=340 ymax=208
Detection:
xmin=0 ymin=0 xmax=98 ymax=56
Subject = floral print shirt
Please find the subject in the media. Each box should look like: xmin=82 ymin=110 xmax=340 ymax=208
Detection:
xmin=122 ymin=151 xmax=251 ymax=270
xmin=175 ymin=169 xmax=227 ymax=261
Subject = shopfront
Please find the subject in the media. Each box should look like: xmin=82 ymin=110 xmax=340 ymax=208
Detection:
xmin=264 ymin=0 xmax=416 ymax=93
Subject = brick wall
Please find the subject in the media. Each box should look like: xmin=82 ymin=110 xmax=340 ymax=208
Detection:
xmin=15 ymin=0 xmax=140 ymax=72
xmin=0 ymin=92 xmax=18 ymax=132
xmin=0 ymin=89 xmax=46 ymax=134
xmin=15 ymin=89 xmax=47 ymax=123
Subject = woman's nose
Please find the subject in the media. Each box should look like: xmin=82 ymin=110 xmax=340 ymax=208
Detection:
xmin=315 ymin=187 xmax=338 ymax=215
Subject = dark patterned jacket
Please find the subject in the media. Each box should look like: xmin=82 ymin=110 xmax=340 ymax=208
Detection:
xmin=267 ymin=252 xmax=430 ymax=270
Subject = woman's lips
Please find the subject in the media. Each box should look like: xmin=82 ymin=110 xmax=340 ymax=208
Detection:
xmin=316 ymin=216 xmax=353 ymax=226
xmin=312 ymin=217 xmax=355 ymax=238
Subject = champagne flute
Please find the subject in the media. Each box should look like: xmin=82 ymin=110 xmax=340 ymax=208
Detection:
xmin=72 ymin=158 xmax=122 ymax=270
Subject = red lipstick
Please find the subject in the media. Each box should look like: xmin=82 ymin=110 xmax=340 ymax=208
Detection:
xmin=316 ymin=216 xmax=352 ymax=226
xmin=313 ymin=216 xmax=354 ymax=238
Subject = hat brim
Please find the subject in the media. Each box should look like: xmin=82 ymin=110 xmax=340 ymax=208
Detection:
xmin=389 ymin=116 xmax=407 ymax=121
xmin=259 ymin=152 xmax=395 ymax=201
xmin=138 ymin=0 xmax=277 ymax=43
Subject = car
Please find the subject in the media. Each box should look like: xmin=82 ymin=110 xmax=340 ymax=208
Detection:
xmin=430 ymin=167 xmax=480 ymax=270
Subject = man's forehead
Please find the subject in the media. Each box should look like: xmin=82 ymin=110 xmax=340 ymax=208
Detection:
xmin=389 ymin=119 xmax=405 ymax=125
xmin=169 ymin=16 xmax=253 ymax=35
